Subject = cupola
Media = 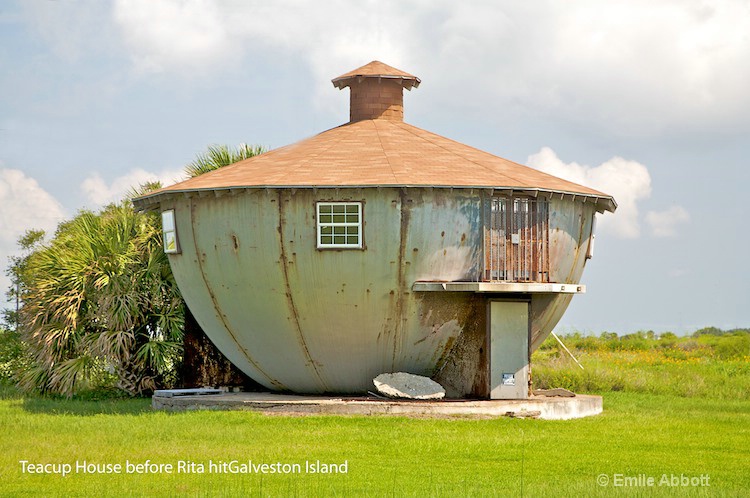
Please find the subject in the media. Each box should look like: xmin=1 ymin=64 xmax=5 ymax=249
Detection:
xmin=331 ymin=60 xmax=421 ymax=122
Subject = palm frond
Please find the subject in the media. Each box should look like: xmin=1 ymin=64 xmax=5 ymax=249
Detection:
xmin=18 ymin=201 xmax=186 ymax=396
xmin=184 ymin=143 xmax=266 ymax=178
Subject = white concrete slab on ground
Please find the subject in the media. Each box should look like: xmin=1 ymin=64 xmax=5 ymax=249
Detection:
xmin=151 ymin=392 xmax=602 ymax=420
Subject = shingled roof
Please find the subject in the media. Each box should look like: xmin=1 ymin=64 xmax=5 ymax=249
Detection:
xmin=134 ymin=61 xmax=616 ymax=212
xmin=332 ymin=60 xmax=421 ymax=90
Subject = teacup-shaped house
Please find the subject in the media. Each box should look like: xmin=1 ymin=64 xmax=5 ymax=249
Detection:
xmin=135 ymin=61 xmax=616 ymax=399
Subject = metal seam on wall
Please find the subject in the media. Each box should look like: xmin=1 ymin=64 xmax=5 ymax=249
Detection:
xmin=277 ymin=190 xmax=329 ymax=391
xmin=189 ymin=197 xmax=285 ymax=389
xmin=392 ymin=189 xmax=410 ymax=369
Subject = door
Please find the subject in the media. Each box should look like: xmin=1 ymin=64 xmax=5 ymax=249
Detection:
xmin=489 ymin=301 xmax=530 ymax=399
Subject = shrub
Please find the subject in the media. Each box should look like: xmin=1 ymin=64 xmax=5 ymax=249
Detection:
xmin=17 ymin=204 xmax=184 ymax=396
xmin=713 ymin=334 xmax=750 ymax=360
xmin=0 ymin=329 xmax=27 ymax=382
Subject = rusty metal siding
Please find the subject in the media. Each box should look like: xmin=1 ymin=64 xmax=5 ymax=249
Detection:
xmin=277 ymin=188 xmax=404 ymax=391
xmin=399 ymin=190 xmax=482 ymax=376
xmin=548 ymin=198 xmax=596 ymax=283
xmin=165 ymin=188 xmax=483 ymax=393
xmin=164 ymin=195 xmax=289 ymax=390
xmin=407 ymin=191 xmax=482 ymax=282
xmin=163 ymin=187 xmax=596 ymax=394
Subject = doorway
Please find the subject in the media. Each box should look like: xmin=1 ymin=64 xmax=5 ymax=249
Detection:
xmin=489 ymin=300 xmax=530 ymax=399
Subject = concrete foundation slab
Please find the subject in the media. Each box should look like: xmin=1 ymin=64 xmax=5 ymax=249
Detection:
xmin=152 ymin=392 xmax=602 ymax=420
xmin=153 ymin=388 xmax=224 ymax=397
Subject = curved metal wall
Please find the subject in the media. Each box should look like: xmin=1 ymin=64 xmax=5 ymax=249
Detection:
xmin=164 ymin=188 xmax=594 ymax=394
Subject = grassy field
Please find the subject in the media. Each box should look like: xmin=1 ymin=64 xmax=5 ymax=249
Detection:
xmin=532 ymin=329 xmax=750 ymax=399
xmin=1 ymin=329 xmax=748 ymax=496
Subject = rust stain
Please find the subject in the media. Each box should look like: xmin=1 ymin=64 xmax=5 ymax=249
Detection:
xmin=189 ymin=198 xmax=285 ymax=390
xmin=277 ymin=191 xmax=328 ymax=391
xmin=390 ymin=189 xmax=411 ymax=369
xmin=434 ymin=335 xmax=457 ymax=365
xmin=428 ymin=295 xmax=488 ymax=398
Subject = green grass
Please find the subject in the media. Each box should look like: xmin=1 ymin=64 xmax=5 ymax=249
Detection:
xmin=1 ymin=383 xmax=748 ymax=497
xmin=1 ymin=329 xmax=748 ymax=496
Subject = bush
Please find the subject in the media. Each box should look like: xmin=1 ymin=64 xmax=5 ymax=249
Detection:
xmin=599 ymin=331 xmax=618 ymax=341
xmin=658 ymin=332 xmax=678 ymax=350
xmin=693 ymin=326 xmax=725 ymax=337
xmin=0 ymin=329 xmax=27 ymax=382
xmin=713 ymin=334 xmax=750 ymax=360
xmin=17 ymin=204 xmax=184 ymax=397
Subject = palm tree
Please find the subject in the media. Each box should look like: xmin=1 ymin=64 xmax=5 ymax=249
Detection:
xmin=15 ymin=143 xmax=266 ymax=396
xmin=184 ymin=143 xmax=266 ymax=178
xmin=18 ymin=203 xmax=184 ymax=396
xmin=3 ymin=229 xmax=44 ymax=330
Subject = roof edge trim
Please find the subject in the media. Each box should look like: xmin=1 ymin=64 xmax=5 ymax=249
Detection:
xmin=132 ymin=185 xmax=617 ymax=213
xmin=332 ymin=74 xmax=421 ymax=90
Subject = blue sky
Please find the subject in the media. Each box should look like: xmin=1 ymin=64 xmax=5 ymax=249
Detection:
xmin=1 ymin=1 xmax=748 ymax=334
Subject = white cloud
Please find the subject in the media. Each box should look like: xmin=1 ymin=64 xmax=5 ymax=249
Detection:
xmin=0 ymin=168 xmax=66 ymax=242
xmin=527 ymin=147 xmax=652 ymax=239
xmin=111 ymin=0 xmax=410 ymax=110
xmin=0 ymin=167 xmax=66 ymax=308
xmin=434 ymin=1 xmax=750 ymax=135
xmin=18 ymin=1 xmax=750 ymax=133
xmin=81 ymin=168 xmax=186 ymax=208
xmin=107 ymin=1 xmax=750 ymax=134
xmin=113 ymin=0 xmax=232 ymax=74
xmin=646 ymin=205 xmax=691 ymax=237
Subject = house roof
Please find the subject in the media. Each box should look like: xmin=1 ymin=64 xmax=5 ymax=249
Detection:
xmin=133 ymin=62 xmax=616 ymax=213
xmin=134 ymin=119 xmax=616 ymax=212
xmin=332 ymin=60 xmax=420 ymax=90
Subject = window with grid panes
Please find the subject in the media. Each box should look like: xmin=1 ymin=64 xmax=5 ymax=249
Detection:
xmin=316 ymin=202 xmax=362 ymax=249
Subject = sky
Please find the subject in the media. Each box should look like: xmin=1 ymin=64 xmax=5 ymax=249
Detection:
xmin=1 ymin=0 xmax=748 ymax=335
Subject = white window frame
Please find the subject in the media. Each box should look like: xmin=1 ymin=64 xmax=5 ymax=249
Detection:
xmin=161 ymin=209 xmax=180 ymax=254
xmin=586 ymin=214 xmax=596 ymax=259
xmin=316 ymin=202 xmax=363 ymax=249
